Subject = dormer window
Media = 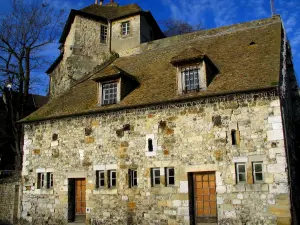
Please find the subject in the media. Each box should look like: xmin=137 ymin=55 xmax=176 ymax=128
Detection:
xmin=182 ymin=65 xmax=200 ymax=92
xmin=100 ymin=25 xmax=108 ymax=43
xmin=121 ymin=21 xmax=130 ymax=36
xmin=170 ymin=48 xmax=218 ymax=95
xmin=102 ymin=82 xmax=118 ymax=105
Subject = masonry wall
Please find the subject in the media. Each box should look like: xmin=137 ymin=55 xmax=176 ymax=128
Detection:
xmin=0 ymin=176 xmax=20 ymax=224
xmin=21 ymin=92 xmax=291 ymax=225
xmin=50 ymin=16 xmax=111 ymax=99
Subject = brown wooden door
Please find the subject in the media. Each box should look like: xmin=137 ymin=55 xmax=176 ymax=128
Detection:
xmin=75 ymin=179 xmax=86 ymax=215
xmin=194 ymin=172 xmax=217 ymax=223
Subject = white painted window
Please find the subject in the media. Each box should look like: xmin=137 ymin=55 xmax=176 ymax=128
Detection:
xmin=100 ymin=25 xmax=108 ymax=43
xmin=129 ymin=169 xmax=137 ymax=188
xmin=108 ymin=170 xmax=116 ymax=188
xmin=148 ymin=138 xmax=153 ymax=152
xmin=166 ymin=167 xmax=175 ymax=186
xmin=102 ymin=82 xmax=117 ymax=105
xmin=46 ymin=172 xmax=53 ymax=188
xmin=37 ymin=172 xmax=53 ymax=189
xmin=37 ymin=173 xmax=44 ymax=189
xmin=151 ymin=168 xmax=160 ymax=186
xmin=181 ymin=65 xmax=200 ymax=93
xmin=121 ymin=21 xmax=130 ymax=35
xmin=253 ymin=162 xmax=263 ymax=183
xmin=236 ymin=163 xmax=246 ymax=183
xmin=96 ymin=170 xmax=105 ymax=188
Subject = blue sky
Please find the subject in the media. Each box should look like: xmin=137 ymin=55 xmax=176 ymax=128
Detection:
xmin=1 ymin=0 xmax=300 ymax=94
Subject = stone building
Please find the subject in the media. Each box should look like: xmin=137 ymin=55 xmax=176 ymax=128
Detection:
xmin=19 ymin=0 xmax=300 ymax=224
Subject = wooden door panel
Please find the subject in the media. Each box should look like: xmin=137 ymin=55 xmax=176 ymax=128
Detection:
xmin=194 ymin=172 xmax=217 ymax=223
xmin=75 ymin=179 xmax=86 ymax=215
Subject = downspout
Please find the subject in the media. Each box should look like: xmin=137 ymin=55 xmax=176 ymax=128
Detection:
xmin=108 ymin=19 xmax=112 ymax=54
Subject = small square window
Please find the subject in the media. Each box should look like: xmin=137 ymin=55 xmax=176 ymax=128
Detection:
xmin=181 ymin=66 xmax=200 ymax=93
xmin=236 ymin=163 xmax=246 ymax=183
xmin=102 ymin=82 xmax=117 ymax=105
xmin=253 ymin=162 xmax=263 ymax=183
xmin=129 ymin=169 xmax=137 ymax=188
xmin=100 ymin=25 xmax=108 ymax=43
xmin=151 ymin=168 xmax=160 ymax=186
xmin=121 ymin=21 xmax=130 ymax=36
xmin=166 ymin=167 xmax=175 ymax=186
xmin=108 ymin=170 xmax=116 ymax=188
xmin=96 ymin=170 xmax=105 ymax=188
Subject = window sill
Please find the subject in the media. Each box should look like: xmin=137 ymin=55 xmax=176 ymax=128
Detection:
xmin=93 ymin=188 xmax=118 ymax=195
xmin=146 ymin=151 xmax=156 ymax=157
xmin=34 ymin=188 xmax=54 ymax=195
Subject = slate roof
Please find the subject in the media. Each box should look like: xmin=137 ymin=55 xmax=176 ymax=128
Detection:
xmin=22 ymin=16 xmax=282 ymax=123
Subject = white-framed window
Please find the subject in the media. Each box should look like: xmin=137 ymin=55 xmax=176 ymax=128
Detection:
xmin=236 ymin=163 xmax=246 ymax=183
xmin=166 ymin=167 xmax=175 ymax=186
xmin=253 ymin=162 xmax=263 ymax=183
xmin=100 ymin=25 xmax=108 ymax=43
xmin=102 ymin=82 xmax=117 ymax=105
xmin=148 ymin=138 xmax=153 ymax=152
xmin=37 ymin=173 xmax=44 ymax=189
xmin=37 ymin=172 xmax=53 ymax=189
xmin=96 ymin=170 xmax=105 ymax=188
xmin=121 ymin=21 xmax=130 ymax=36
xmin=129 ymin=169 xmax=137 ymax=188
xmin=181 ymin=65 xmax=200 ymax=93
xmin=151 ymin=168 xmax=160 ymax=186
xmin=108 ymin=170 xmax=116 ymax=188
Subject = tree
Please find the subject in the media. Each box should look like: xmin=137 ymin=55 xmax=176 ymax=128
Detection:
xmin=0 ymin=0 xmax=64 ymax=171
xmin=161 ymin=18 xmax=203 ymax=37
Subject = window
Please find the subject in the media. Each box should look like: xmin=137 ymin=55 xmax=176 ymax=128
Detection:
xmin=37 ymin=172 xmax=53 ymax=189
xmin=37 ymin=173 xmax=44 ymax=189
xmin=231 ymin=129 xmax=237 ymax=145
xmin=166 ymin=167 xmax=175 ymax=186
xmin=102 ymin=82 xmax=117 ymax=105
xmin=129 ymin=169 xmax=137 ymax=188
xmin=148 ymin=139 xmax=153 ymax=152
xmin=108 ymin=170 xmax=116 ymax=188
xmin=236 ymin=163 xmax=246 ymax=183
xmin=96 ymin=170 xmax=105 ymax=188
xmin=100 ymin=25 xmax=108 ymax=43
xmin=121 ymin=21 xmax=130 ymax=36
xmin=181 ymin=65 xmax=200 ymax=92
xmin=46 ymin=172 xmax=53 ymax=189
xmin=253 ymin=162 xmax=263 ymax=183
xmin=151 ymin=168 xmax=160 ymax=186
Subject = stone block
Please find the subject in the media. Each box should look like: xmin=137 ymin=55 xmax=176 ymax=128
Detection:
xmin=270 ymin=100 xmax=280 ymax=107
xmin=268 ymin=116 xmax=282 ymax=123
xmin=275 ymin=194 xmax=290 ymax=205
xmin=158 ymin=200 xmax=168 ymax=207
xmin=272 ymin=123 xmax=282 ymax=130
xmin=269 ymin=147 xmax=285 ymax=159
xmin=216 ymin=185 xmax=227 ymax=193
xmin=267 ymin=164 xmax=286 ymax=173
xmin=274 ymin=173 xmax=288 ymax=183
xmin=269 ymin=183 xmax=289 ymax=194
xmin=232 ymin=184 xmax=245 ymax=192
xmin=217 ymin=197 xmax=224 ymax=205
xmin=177 ymin=207 xmax=189 ymax=216
xmin=85 ymin=137 xmax=95 ymax=144
xmin=33 ymin=149 xmax=41 ymax=155
xmin=172 ymin=200 xmax=181 ymax=207
xmin=268 ymin=205 xmax=290 ymax=217
xmin=232 ymin=199 xmax=241 ymax=204
xmin=267 ymin=130 xmax=283 ymax=141
xmin=128 ymin=202 xmax=136 ymax=210
xmin=277 ymin=217 xmax=291 ymax=225
xmin=179 ymin=181 xmax=188 ymax=193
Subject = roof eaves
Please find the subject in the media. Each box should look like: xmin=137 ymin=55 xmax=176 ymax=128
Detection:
xmin=19 ymin=86 xmax=278 ymax=124
xmin=46 ymin=53 xmax=63 ymax=74
xmin=141 ymin=11 xmax=165 ymax=39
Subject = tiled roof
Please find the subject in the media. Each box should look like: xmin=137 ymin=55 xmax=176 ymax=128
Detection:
xmin=22 ymin=16 xmax=282 ymax=122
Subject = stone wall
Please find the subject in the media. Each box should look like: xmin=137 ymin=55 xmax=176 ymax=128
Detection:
xmin=21 ymin=92 xmax=291 ymax=225
xmin=0 ymin=176 xmax=20 ymax=224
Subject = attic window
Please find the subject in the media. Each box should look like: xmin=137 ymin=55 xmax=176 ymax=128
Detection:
xmin=181 ymin=65 xmax=200 ymax=93
xmin=102 ymin=82 xmax=117 ymax=105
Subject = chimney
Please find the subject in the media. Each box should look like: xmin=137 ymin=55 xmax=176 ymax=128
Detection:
xmin=110 ymin=0 xmax=114 ymax=2
xmin=100 ymin=0 xmax=103 ymax=5
xmin=95 ymin=0 xmax=99 ymax=4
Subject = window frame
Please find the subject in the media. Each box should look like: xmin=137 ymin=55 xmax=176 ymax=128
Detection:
xmin=252 ymin=162 xmax=264 ymax=183
xmin=236 ymin=163 xmax=247 ymax=183
xmin=129 ymin=169 xmax=138 ymax=188
xmin=121 ymin=21 xmax=130 ymax=36
xmin=37 ymin=173 xmax=44 ymax=189
xmin=108 ymin=170 xmax=117 ymax=188
xmin=101 ymin=81 xmax=118 ymax=105
xmin=181 ymin=65 xmax=201 ymax=93
xmin=166 ymin=167 xmax=175 ymax=186
xmin=100 ymin=25 xmax=108 ymax=43
xmin=96 ymin=170 xmax=105 ymax=188
xmin=46 ymin=172 xmax=53 ymax=189
xmin=151 ymin=168 xmax=160 ymax=186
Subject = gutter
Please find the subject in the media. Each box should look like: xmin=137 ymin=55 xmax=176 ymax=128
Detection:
xmin=19 ymin=86 xmax=278 ymax=124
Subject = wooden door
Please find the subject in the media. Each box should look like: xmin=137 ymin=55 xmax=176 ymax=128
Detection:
xmin=75 ymin=179 xmax=86 ymax=215
xmin=194 ymin=172 xmax=217 ymax=223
